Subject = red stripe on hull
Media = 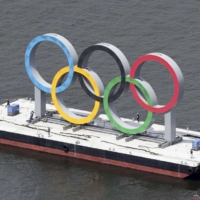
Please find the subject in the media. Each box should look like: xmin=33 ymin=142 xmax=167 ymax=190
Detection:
xmin=0 ymin=138 xmax=188 ymax=178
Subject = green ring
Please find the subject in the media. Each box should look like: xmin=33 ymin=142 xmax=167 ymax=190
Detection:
xmin=103 ymin=76 xmax=153 ymax=134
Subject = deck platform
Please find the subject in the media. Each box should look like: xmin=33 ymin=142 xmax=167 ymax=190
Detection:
xmin=0 ymin=98 xmax=199 ymax=171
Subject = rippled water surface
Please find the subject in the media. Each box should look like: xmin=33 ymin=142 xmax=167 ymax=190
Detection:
xmin=0 ymin=0 xmax=200 ymax=199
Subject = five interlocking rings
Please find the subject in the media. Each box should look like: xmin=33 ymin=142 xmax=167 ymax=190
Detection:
xmin=25 ymin=33 xmax=184 ymax=135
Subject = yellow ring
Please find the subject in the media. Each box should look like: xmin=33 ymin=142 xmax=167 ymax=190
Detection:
xmin=51 ymin=66 xmax=100 ymax=124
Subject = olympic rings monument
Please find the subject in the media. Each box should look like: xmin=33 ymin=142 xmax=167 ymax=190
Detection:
xmin=25 ymin=33 xmax=184 ymax=144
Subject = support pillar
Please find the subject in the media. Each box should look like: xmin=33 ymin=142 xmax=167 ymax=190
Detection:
xmin=34 ymin=86 xmax=46 ymax=117
xmin=164 ymin=108 xmax=176 ymax=142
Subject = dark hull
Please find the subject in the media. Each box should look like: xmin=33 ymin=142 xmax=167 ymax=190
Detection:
xmin=0 ymin=130 xmax=196 ymax=178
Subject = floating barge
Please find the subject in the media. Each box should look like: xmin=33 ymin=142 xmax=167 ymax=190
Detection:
xmin=0 ymin=98 xmax=199 ymax=179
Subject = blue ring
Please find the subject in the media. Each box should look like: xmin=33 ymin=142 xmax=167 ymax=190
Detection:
xmin=24 ymin=35 xmax=74 ymax=93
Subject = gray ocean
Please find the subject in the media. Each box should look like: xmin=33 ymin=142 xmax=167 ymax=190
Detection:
xmin=1 ymin=0 xmax=200 ymax=199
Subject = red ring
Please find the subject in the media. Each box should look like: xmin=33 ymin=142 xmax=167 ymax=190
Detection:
xmin=130 ymin=54 xmax=179 ymax=114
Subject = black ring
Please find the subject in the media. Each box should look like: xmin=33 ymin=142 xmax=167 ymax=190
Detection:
xmin=77 ymin=43 xmax=130 ymax=103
